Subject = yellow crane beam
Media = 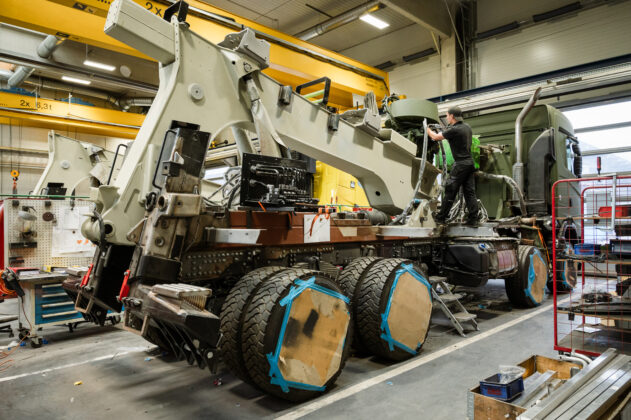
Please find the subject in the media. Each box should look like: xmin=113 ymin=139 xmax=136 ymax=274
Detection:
xmin=0 ymin=91 xmax=142 ymax=138
xmin=0 ymin=0 xmax=389 ymax=108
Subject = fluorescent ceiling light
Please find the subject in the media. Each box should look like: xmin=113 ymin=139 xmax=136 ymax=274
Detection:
xmin=62 ymin=75 xmax=91 ymax=85
xmin=83 ymin=59 xmax=116 ymax=72
xmin=360 ymin=14 xmax=389 ymax=29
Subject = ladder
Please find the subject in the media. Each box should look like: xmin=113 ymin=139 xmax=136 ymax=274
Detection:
xmin=429 ymin=276 xmax=479 ymax=337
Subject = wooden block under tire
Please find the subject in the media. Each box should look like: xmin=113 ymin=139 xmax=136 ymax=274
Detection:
xmin=241 ymin=269 xmax=352 ymax=401
xmin=355 ymin=258 xmax=432 ymax=361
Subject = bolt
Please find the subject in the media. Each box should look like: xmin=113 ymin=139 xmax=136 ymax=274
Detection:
xmin=155 ymin=237 xmax=165 ymax=247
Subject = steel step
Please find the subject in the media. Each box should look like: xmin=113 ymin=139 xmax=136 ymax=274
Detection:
xmin=453 ymin=312 xmax=477 ymax=322
xmin=437 ymin=293 xmax=463 ymax=303
xmin=429 ymin=276 xmax=448 ymax=284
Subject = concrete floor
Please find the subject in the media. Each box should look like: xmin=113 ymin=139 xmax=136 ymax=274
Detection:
xmin=0 ymin=280 xmax=563 ymax=420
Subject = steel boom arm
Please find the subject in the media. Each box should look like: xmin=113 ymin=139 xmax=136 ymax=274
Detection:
xmin=83 ymin=0 xmax=422 ymax=245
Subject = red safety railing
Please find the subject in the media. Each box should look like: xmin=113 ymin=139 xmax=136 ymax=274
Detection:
xmin=552 ymin=175 xmax=631 ymax=356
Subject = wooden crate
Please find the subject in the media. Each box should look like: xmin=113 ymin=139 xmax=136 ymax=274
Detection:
xmin=467 ymin=355 xmax=581 ymax=420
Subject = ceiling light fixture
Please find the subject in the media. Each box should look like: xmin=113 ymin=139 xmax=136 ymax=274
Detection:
xmin=62 ymin=75 xmax=91 ymax=85
xmin=360 ymin=13 xmax=389 ymax=29
xmin=83 ymin=59 xmax=116 ymax=72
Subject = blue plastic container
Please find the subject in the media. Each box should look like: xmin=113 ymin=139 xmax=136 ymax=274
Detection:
xmin=479 ymin=374 xmax=524 ymax=401
xmin=574 ymin=243 xmax=599 ymax=256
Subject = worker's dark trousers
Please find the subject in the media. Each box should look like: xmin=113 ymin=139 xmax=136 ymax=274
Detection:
xmin=436 ymin=160 xmax=479 ymax=222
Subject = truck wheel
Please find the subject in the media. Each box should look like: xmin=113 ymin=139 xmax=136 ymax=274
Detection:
xmin=337 ymin=257 xmax=382 ymax=352
xmin=547 ymin=255 xmax=577 ymax=293
xmin=220 ymin=266 xmax=288 ymax=384
xmin=241 ymin=268 xmax=351 ymax=401
xmin=505 ymin=245 xmax=548 ymax=307
xmin=355 ymin=259 xmax=432 ymax=361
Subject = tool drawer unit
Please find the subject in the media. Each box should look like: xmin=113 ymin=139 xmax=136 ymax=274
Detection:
xmin=18 ymin=271 xmax=81 ymax=346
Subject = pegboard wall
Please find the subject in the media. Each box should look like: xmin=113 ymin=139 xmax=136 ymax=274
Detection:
xmin=2 ymin=198 xmax=96 ymax=269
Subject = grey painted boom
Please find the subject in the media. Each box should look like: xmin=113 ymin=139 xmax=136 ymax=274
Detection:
xmin=83 ymin=0 xmax=431 ymax=245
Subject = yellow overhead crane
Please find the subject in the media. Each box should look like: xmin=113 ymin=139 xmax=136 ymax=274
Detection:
xmin=0 ymin=0 xmax=377 ymax=206
xmin=0 ymin=0 xmax=389 ymax=108
xmin=0 ymin=91 xmax=143 ymax=138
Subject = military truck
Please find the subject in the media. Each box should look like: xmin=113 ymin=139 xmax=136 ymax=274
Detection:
xmin=463 ymin=94 xmax=583 ymax=292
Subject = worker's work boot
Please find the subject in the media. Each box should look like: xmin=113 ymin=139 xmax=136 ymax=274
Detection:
xmin=466 ymin=211 xmax=480 ymax=226
xmin=433 ymin=213 xmax=446 ymax=226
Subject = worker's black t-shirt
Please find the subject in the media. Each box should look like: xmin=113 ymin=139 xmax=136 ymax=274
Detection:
xmin=442 ymin=121 xmax=473 ymax=163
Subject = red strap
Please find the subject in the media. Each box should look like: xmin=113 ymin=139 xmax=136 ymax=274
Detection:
xmin=309 ymin=207 xmax=332 ymax=236
xmin=80 ymin=263 xmax=93 ymax=287
xmin=118 ymin=269 xmax=131 ymax=301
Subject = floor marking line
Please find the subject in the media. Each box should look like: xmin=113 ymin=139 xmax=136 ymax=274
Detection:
xmin=0 ymin=350 xmax=140 ymax=383
xmin=276 ymin=299 xmax=568 ymax=420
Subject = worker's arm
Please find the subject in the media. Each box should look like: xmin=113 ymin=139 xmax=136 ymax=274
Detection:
xmin=427 ymin=126 xmax=445 ymax=141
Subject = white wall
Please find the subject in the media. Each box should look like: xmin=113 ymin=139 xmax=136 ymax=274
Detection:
xmin=477 ymin=0 xmax=561 ymax=33
xmin=388 ymin=55 xmax=442 ymax=100
xmin=474 ymin=1 xmax=631 ymax=87
xmin=0 ymin=124 xmax=127 ymax=195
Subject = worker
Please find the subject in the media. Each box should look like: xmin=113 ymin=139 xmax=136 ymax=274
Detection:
xmin=427 ymin=106 xmax=479 ymax=225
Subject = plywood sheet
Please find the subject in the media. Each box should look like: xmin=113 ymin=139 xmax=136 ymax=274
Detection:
xmin=387 ymin=272 xmax=432 ymax=350
xmin=472 ymin=389 xmax=526 ymax=420
xmin=530 ymin=254 xmax=548 ymax=304
xmin=279 ymin=288 xmax=350 ymax=387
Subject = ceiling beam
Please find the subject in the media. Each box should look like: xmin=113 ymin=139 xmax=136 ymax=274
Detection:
xmin=0 ymin=91 xmax=143 ymax=138
xmin=0 ymin=24 xmax=158 ymax=95
xmin=381 ymin=0 xmax=452 ymax=38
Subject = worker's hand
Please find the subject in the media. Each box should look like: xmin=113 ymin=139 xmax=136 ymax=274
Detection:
xmin=427 ymin=126 xmax=445 ymax=141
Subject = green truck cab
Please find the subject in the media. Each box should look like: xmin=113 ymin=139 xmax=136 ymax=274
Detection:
xmin=467 ymin=104 xmax=581 ymax=221
xmin=466 ymin=104 xmax=582 ymax=292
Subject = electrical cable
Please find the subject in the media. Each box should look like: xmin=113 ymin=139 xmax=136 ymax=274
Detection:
xmin=0 ymin=277 xmax=18 ymax=299
xmin=446 ymin=193 xmax=488 ymax=224
xmin=443 ymin=0 xmax=464 ymax=53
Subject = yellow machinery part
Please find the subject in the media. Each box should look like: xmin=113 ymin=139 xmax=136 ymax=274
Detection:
xmin=0 ymin=0 xmax=389 ymax=108
xmin=313 ymin=161 xmax=370 ymax=211
xmin=0 ymin=91 xmax=142 ymax=138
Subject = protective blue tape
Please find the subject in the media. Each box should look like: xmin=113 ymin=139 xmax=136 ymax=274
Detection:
xmin=524 ymin=249 xmax=547 ymax=306
xmin=266 ymin=276 xmax=349 ymax=393
xmin=560 ymin=261 xmax=570 ymax=288
xmin=560 ymin=246 xmax=575 ymax=289
xmin=379 ymin=263 xmax=432 ymax=355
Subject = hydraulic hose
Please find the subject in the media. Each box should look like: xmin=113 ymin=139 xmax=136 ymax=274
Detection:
xmin=475 ymin=171 xmax=527 ymax=216
xmin=391 ymin=118 xmax=428 ymax=225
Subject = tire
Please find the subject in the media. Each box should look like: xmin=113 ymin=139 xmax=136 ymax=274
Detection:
xmin=355 ymin=258 xmax=432 ymax=362
xmin=505 ymin=245 xmax=548 ymax=308
xmin=337 ymin=257 xmax=382 ymax=352
xmin=241 ymin=268 xmax=352 ymax=401
xmin=220 ymin=266 xmax=288 ymax=384
xmin=30 ymin=337 xmax=42 ymax=348
xmin=547 ymin=257 xmax=577 ymax=293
